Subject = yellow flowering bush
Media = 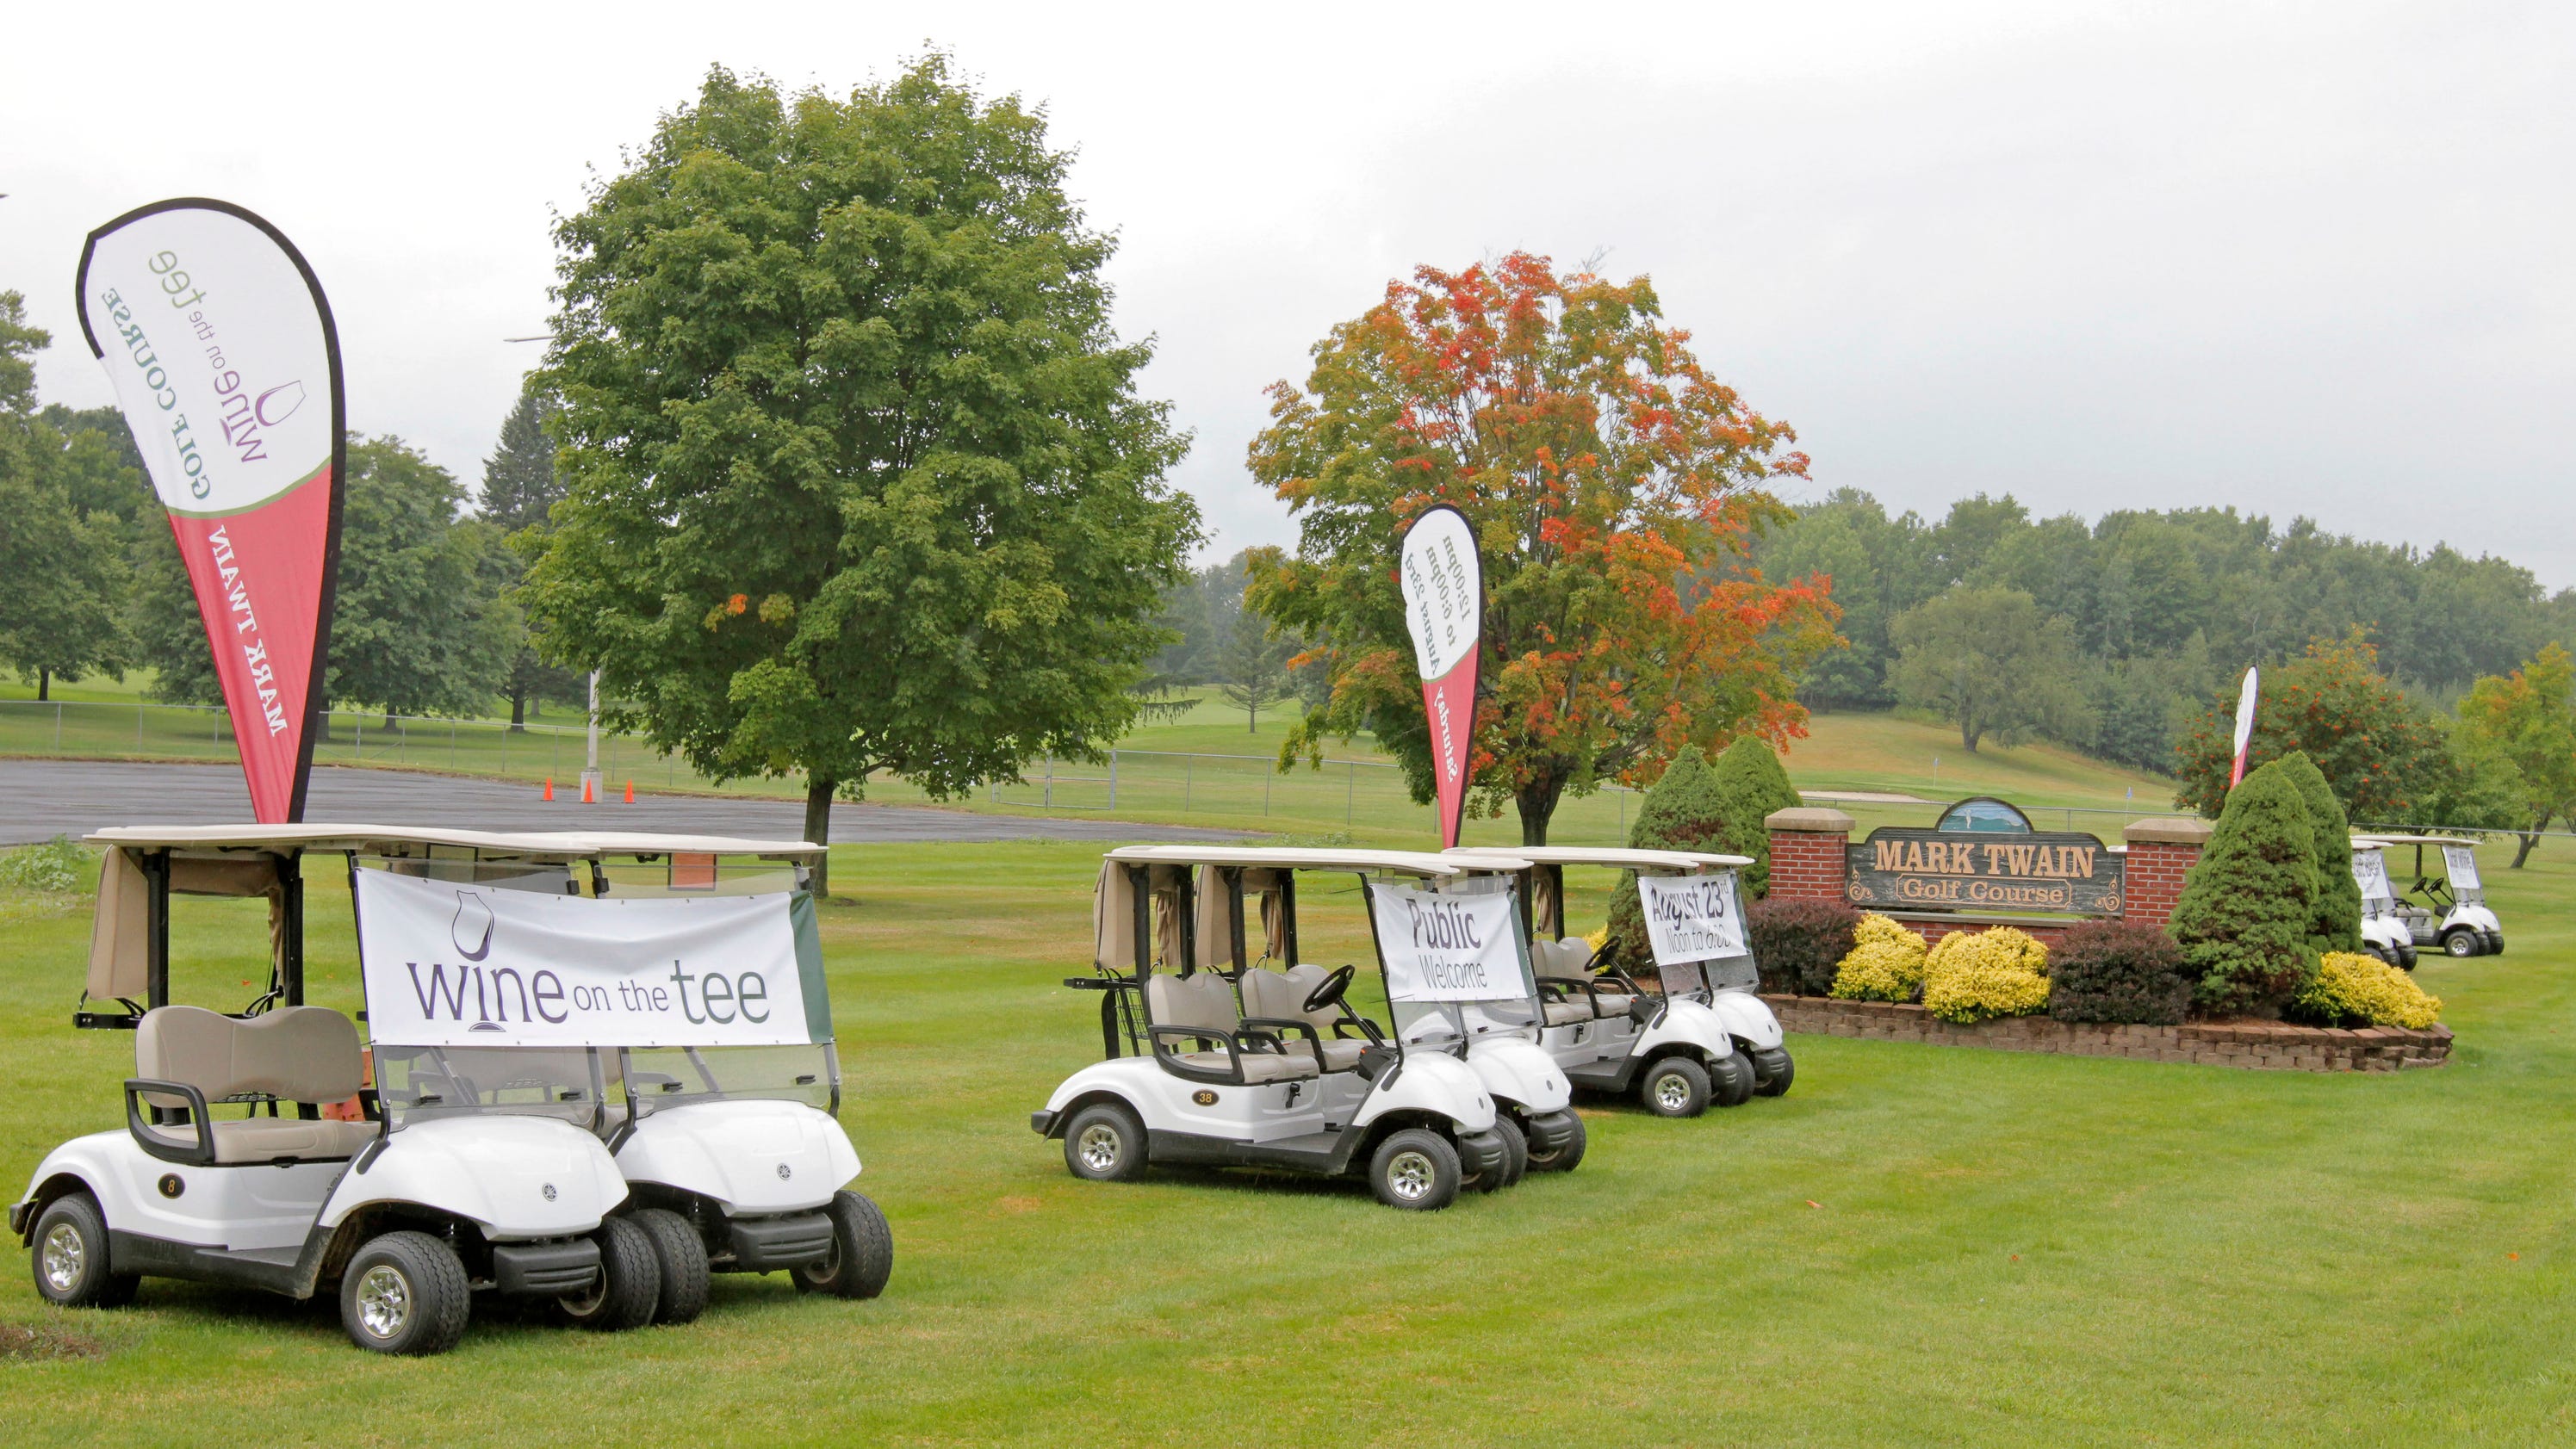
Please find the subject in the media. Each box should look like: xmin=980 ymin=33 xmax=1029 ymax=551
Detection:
xmin=1583 ymin=925 xmax=1611 ymax=955
xmin=1829 ymin=914 xmax=1928 ymax=1002
xmin=2294 ymin=951 xmax=2442 ymax=1029
xmin=1921 ymin=926 xmax=2051 ymax=1023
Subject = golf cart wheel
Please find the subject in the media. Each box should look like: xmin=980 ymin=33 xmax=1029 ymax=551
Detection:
xmin=631 ymin=1209 xmax=711 ymax=1325
xmin=29 ymin=1192 xmax=136 ymax=1310
xmin=1711 ymin=1051 xmax=1758 ymax=1108
xmin=791 ymin=1190 xmax=894 ymax=1301
xmin=1063 ymin=1101 xmax=1150 ymax=1183
xmin=1524 ymin=1113 xmax=1586 ymax=1173
xmin=1369 ymin=1129 xmax=1462 ymax=1211
xmin=1640 ymin=1056 xmax=1711 ymax=1118
xmin=2443 ymin=928 xmax=2482 ymax=958
xmin=1494 ymin=1116 xmax=1529 ymax=1188
xmin=1753 ymin=1047 xmax=1796 ymax=1098
xmin=556 ymin=1216 xmax=661 ymax=1332
xmin=339 ymin=1230 xmax=469 ymax=1355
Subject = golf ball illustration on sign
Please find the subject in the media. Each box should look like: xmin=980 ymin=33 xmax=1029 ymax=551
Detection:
xmin=1400 ymin=505 xmax=1483 ymax=849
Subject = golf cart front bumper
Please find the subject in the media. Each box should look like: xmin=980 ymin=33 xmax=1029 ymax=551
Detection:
xmin=1030 ymin=1110 xmax=1059 ymax=1138
xmin=726 ymin=1211 xmax=835 ymax=1271
xmin=1523 ymin=1110 xmax=1580 ymax=1156
xmin=7 ymin=1199 xmax=29 ymax=1237
xmin=491 ymin=1238 xmax=602 ymax=1297
xmin=1456 ymin=1128 xmax=1508 ymax=1180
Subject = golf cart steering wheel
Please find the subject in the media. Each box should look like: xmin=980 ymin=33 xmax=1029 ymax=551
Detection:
xmin=1303 ymin=964 xmax=1356 ymax=1015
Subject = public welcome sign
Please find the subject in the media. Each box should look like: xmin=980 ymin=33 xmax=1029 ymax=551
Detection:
xmin=1400 ymin=505 xmax=1482 ymax=849
xmin=1366 ymin=882 xmax=1528 ymax=1004
xmin=354 ymin=869 xmax=831 ymax=1049
xmin=77 ymin=200 xmax=345 ymax=823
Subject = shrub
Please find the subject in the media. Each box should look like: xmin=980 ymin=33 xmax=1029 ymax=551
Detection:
xmin=2169 ymin=762 xmax=2321 ymax=1016
xmin=1605 ymin=750 xmax=1732 ymax=965
xmin=2275 ymin=750 xmax=2362 ymax=954
xmin=1708 ymin=737 xmax=1803 ymax=898
xmin=1829 ymin=913 xmax=1927 ymax=1002
xmin=0 ymin=837 xmax=89 ymax=895
xmin=2292 ymin=951 xmax=2443 ymax=1029
xmin=2048 ymin=920 xmax=2192 ymax=1025
xmin=1921 ymin=926 xmax=2051 ymax=1024
xmin=1747 ymin=897 xmax=1860 ymax=995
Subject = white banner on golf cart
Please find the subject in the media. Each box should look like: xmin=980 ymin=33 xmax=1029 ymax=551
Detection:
xmin=1636 ymin=873 xmax=1747 ymax=965
xmin=1367 ymin=882 xmax=1527 ymax=1003
xmin=2442 ymin=845 xmax=2482 ymax=892
xmin=354 ymin=868 xmax=829 ymax=1048
xmin=2351 ymin=851 xmax=2394 ymax=905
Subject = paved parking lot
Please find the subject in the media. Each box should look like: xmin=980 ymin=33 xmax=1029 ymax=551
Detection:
xmin=0 ymin=761 xmax=1251 ymax=845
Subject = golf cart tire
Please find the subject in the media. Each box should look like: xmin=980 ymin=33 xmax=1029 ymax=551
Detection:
xmin=1368 ymin=1129 xmax=1462 ymax=1211
xmin=2443 ymin=928 xmax=2482 ymax=958
xmin=791 ymin=1190 xmax=894 ymax=1301
xmin=1524 ymin=1112 xmax=1586 ymax=1173
xmin=557 ymin=1216 xmax=661 ymax=1332
xmin=633 ymin=1209 xmax=711 ymax=1325
xmin=1493 ymin=1115 xmax=1529 ymax=1188
xmin=1711 ymin=1051 xmax=1758 ymax=1107
xmin=1640 ymin=1056 xmax=1711 ymax=1118
xmin=29 ymin=1192 xmax=136 ymax=1310
xmin=340 ymin=1230 xmax=470 ymax=1355
xmin=1752 ymin=1047 xmax=1795 ymax=1098
xmin=1063 ymin=1100 xmax=1151 ymax=1183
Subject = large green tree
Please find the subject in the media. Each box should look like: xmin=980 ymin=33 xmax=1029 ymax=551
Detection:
xmin=1887 ymin=585 xmax=2091 ymax=752
xmin=327 ymin=437 xmax=517 ymax=721
xmin=2174 ymin=632 xmax=2448 ymax=822
xmin=0 ymin=294 xmax=131 ymax=699
xmin=522 ymin=61 xmax=1197 ymax=892
xmin=2456 ymin=644 xmax=2576 ymax=866
xmin=478 ymin=381 xmax=580 ymax=729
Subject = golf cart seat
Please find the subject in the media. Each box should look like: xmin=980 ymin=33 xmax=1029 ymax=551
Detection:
xmin=1239 ymin=965 xmax=1373 ymax=1071
xmin=1530 ymin=939 xmax=1638 ymax=1023
xmin=1145 ymin=971 xmax=1319 ymax=1086
xmin=132 ymin=1006 xmax=376 ymax=1164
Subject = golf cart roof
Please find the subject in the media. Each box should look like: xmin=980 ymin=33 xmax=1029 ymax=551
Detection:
xmin=85 ymin=823 xmax=825 ymax=862
xmin=1445 ymin=845 xmax=1742 ymax=871
xmin=2350 ymin=834 xmax=2480 ymax=850
xmin=1100 ymin=845 xmax=1530 ymax=878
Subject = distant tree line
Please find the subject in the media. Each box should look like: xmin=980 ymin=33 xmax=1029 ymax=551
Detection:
xmin=1144 ymin=549 xmax=1319 ymax=733
xmin=1754 ymin=489 xmax=2576 ymax=771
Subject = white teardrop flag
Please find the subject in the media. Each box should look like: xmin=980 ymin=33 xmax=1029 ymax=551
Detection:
xmin=2229 ymin=666 xmax=2260 ymax=789
xmin=1399 ymin=505 xmax=1482 ymax=849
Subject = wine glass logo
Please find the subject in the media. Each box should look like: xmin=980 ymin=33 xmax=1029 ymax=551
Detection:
xmin=451 ymin=891 xmax=494 ymax=962
xmin=253 ymin=381 xmax=306 ymax=428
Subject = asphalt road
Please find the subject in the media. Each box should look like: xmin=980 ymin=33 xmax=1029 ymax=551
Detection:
xmin=0 ymin=760 xmax=1251 ymax=846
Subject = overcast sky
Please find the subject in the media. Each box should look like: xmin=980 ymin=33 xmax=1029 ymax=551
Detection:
xmin=6 ymin=2 xmax=2569 ymax=581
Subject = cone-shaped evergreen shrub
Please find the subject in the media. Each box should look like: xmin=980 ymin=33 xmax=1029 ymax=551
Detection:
xmin=1746 ymin=896 xmax=1860 ymax=994
xmin=1604 ymin=750 xmax=1730 ymax=966
xmin=2274 ymin=750 xmax=2362 ymax=955
xmin=2169 ymin=761 xmax=2321 ymax=1016
xmin=1708 ymin=737 xmax=1803 ymax=898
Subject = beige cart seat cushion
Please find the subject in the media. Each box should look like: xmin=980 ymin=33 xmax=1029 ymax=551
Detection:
xmin=1145 ymin=971 xmax=1240 ymax=1035
xmin=1541 ymin=1000 xmax=1594 ymax=1027
xmin=137 ymin=1005 xmax=364 ymax=1104
xmin=208 ymin=1118 xmax=378 ymax=1164
xmin=1174 ymin=1049 xmax=1319 ymax=1084
xmin=1240 ymin=965 xmax=1373 ymax=1071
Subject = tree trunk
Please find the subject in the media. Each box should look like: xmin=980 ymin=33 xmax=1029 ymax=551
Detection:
xmin=1961 ymin=715 xmax=1982 ymax=752
xmin=803 ymin=774 xmax=837 ymax=900
xmin=508 ymin=686 xmax=527 ymax=733
xmin=1516 ymin=773 xmax=1567 ymax=847
xmin=1246 ymin=697 xmax=1257 ymax=733
xmin=2512 ymin=808 xmax=2551 ymax=868
xmin=35 ymin=668 xmax=48 ymax=703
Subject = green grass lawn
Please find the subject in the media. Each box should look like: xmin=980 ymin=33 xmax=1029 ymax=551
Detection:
xmin=2 ymin=829 xmax=2572 ymax=1445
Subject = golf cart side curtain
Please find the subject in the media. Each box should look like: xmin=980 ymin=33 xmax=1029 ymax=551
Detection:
xmin=1187 ymin=866 xmax=1293 ymax=972
xmin=1090 ymin=859 xmax=1197 ymax=971
xmin=89 ymin=847 xmax=290 ymax=1006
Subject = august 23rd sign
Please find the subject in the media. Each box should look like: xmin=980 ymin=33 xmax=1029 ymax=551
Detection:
xmin=1844 ymin=827 xmax=2125 ymax=916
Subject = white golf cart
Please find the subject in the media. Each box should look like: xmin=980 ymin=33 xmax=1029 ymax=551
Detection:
xmin=1033 ymin=846 xmax=1528 ymax=1211
xmin=13 ymin=826 xmax=642 ymax=1354
xmin=1449 ymin=847 xmax=1789 ymax=1115
xmin=2352 ymin=835 xmax=2504 ymax=962
xmin=342 ymin=831 xmax=891 ymax=1325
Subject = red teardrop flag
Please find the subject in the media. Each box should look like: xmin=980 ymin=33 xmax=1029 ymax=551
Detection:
xmin=77 ymin=200 xmax=345 ymax=823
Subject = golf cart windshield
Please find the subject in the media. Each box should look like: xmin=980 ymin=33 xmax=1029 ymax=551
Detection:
xmin=373 ymin=1044 xmax=605 ymax=1129
xmin=1636 ymin=870 xmax=1757 ymax=998
xmin=1367 ymin=875 xmax=1538 ymax=1053
xmin=619 ymin=1043 xmax=839 ymax=1115
xmin=2351 ymin=845 xmax=2398 ymax=918
xmin=2443 ymin=845 xmax=2484 ymax=902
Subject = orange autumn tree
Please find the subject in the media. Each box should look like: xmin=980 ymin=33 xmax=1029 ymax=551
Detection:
xmin=1245 ymin=253 xmax=1839 ymax=845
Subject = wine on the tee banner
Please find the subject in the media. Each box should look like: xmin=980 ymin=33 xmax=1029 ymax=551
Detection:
xmin=1400 ymin=505 xmax=1483 ymax=848
xmin=76 ymin=200 xmax=345 ymax=824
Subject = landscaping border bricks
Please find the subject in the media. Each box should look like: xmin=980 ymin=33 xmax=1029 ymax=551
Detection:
xmin=1760 ymin=994 xmax=2452 ymax=1071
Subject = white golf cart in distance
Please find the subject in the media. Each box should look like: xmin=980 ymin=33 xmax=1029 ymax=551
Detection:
xmin=348 ymin=831 xmax=891 ymax=1323
xmin=1034 ymin=846 xmax=1542 ymax=1211
xmin=15 ymin=826 xmax=641 ymax=1355
xmin=2352 ymin=835 xmax=2504 ymax=962
xmin=1449 ymin=847 xmax=1788 ymax=1115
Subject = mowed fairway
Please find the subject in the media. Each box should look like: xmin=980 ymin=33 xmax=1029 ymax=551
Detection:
xmin=3 ymin=838 xmax=2574 ymax=1446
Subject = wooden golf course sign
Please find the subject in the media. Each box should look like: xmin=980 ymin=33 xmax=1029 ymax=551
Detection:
xmin=1843 ymin=796 xmax=2123 ymax=916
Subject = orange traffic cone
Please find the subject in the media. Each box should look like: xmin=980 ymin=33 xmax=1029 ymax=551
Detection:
xmin=624 ymin=779 xmax=635 ymax=803
xmin=581 ymin=777 xmax=595 ymax=804
xmin=543 ymin=777 xmax=554 ymax=801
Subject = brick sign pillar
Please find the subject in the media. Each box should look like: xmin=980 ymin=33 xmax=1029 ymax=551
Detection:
xmin=2119 ymin=816 xmax=2213 ymax=929
xmin=1765 ymin=807 xmax=1856 ymax=903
